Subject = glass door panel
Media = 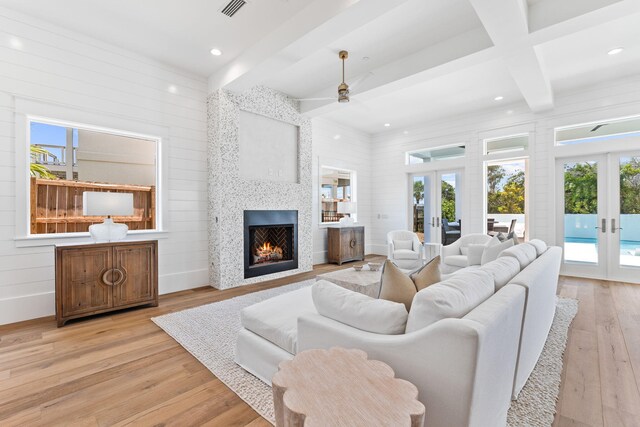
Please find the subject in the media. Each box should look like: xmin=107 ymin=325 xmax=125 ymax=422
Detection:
xmin=557 ymin=156 xmax=607 ymax=279
xmin=439 ymin=171 xmax=462 ymax=245
xmin=614 ymin=154 xmax=640 ymax=274
xmin=412 ymin=174 xmax=434 ymax=243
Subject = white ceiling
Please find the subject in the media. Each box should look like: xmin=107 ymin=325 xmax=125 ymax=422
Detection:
xmin=2 ymin=0 xmax=639 ymax=133
xmin=0 ymin=0 xmax=316 ymax=76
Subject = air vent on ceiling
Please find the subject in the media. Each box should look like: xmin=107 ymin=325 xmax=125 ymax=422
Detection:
xmin=221 ymin=0 xmax=246 ymax=17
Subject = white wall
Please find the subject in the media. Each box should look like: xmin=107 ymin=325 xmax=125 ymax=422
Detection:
xmin=0 ymin=7 xmax=209 ymax=324
xmin=312 ymin=118 xmax=372 ymax=264
xmin=369 ymin=74 xmax=640 ymax=254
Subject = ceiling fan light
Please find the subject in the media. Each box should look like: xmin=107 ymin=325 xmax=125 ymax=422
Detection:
xmin=338 ymin=95 xmax=350 ymax=103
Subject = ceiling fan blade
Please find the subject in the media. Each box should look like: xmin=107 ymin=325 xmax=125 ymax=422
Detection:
xmin=590 ymin=124 xmax=607 ymax=132
xmin=293 ymin=97 xmax=337 ymax=101
xmin=349 ymin=72 xmax=374 ymax=92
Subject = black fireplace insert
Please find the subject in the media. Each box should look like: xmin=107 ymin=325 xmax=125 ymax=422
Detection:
xmin=244 ymin=210 xmax=298 ymax=279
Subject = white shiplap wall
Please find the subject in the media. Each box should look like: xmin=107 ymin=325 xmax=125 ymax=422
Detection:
xmin=0 ymin=7 xmax=209 ymax=324
xmin=312 ymin=118 xmax=372 ymax=264
xmin=369 ymin=75 xmax=640 ymax=254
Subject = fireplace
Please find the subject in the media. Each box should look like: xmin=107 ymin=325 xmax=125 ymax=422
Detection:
xmin=244 ymin=210 xmax=298 ymax=279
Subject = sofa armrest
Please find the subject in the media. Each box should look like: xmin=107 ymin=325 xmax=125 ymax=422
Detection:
xmin=297 ymin=314 xmax=480 ymax=427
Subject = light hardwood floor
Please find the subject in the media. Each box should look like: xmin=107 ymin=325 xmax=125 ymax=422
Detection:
xmin=0 ymin=259 xmax=639 ymax=426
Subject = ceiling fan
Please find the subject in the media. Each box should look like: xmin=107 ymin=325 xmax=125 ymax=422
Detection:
xmin=294 ymin=50 xmax=371 ymax=103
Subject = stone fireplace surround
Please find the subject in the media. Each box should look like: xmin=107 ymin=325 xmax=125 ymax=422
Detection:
xmin=207 ymin=87 xmax=313 ymax=289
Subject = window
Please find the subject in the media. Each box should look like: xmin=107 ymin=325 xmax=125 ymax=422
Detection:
xmin=29 ymin=119 xmax=159 ymax=235
xmin=406 ymin=145 xmax=465 ymax=164
xmin=556 ymin=115 xmax=640 ymax=146
xmin=320 ymin=166 xmax=356 ymax=224
xmin=485 ymin=159 xmax=527 ymax=238
xmin=484 ymin=134 xmax=528 ymax=155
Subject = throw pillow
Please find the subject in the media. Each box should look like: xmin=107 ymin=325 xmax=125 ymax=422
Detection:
xmin=312 ymin=280 xmax=408 ymax=335
xmin=487 ymin=235 xmax=500 ymax=247
xmin=378 ymin=260 xmax=418 ymax=311
xmin=481 ymin=238 xmax=514 ymax=265
xmin=394 ymin=239 xmax=413 ymax=251
xmin=467 ymin=244 xmax=486 ymax=265
xmin=496 ymin=232 xmax=507 ymax=242
xmin=410 ymin=256 xmax=441 ymax=291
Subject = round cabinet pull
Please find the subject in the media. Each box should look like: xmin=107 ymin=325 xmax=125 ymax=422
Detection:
xmin=350 ymin=239 xmax=357 ymax=248
xmin=112 ymin=268 xmax=126 ymax=286
xmin=101 ymin=270 xmax=113 ymax=286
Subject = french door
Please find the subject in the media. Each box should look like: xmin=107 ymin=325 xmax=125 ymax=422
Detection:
xmin=411 ymin=169 xmax=463 ymax=244
xmin=556 ymin=152 xmax=640 ymax=283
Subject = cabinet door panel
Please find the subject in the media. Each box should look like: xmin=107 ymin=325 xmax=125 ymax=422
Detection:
xmin=112 ymin=244 xmax=155 ymax=307
xmin=60 ymin=247 xmax=113 ymax=317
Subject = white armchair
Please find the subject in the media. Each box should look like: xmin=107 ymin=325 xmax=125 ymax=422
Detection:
xmin=387 ymin=230 xmax=423 ymax=270
xmin=441 ymin=233 xmax=492 ymax=273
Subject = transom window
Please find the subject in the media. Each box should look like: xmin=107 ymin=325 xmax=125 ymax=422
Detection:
xmin=556 ymin=115 xmax=640 ymax=146
xmin=406 ymin=145 xmax=466 ymax=164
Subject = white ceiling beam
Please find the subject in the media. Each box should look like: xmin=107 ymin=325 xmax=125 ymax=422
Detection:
xmin=468 ymin=0 xmax=554 ymax=112
xmin=301 ymin=27 xmax=495 ymax=115
xmin=207 ymin=0 xmax=413 ymax=93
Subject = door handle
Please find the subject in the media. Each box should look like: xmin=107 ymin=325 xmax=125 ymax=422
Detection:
xmin=611 ymin=218 xmax=623 ymax=233
xmin=436 ymin=217 xmax=441 ymax=227
xmin=431 ymin=217 xmax=435 ymax=227
xmin=595 ymin=218 xmax=606 ymax=233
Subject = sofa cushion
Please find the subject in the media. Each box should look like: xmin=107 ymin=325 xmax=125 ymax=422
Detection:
xmin=241 ymin=287 xmax=316 ymax=354
xmin=379 ymin=260 xmax=417 ymax=310
xmin=528 ymin=239 xmax=547 ymax=256
xmin=410 ymin=256 xmax=441 ymax=291
xmin=467 ymin=244 xmax=486 ymax=266
xmin=393 ymin=249 xmax=420 ymax=260
xmin=405 ymin=269 xmax=494 ymax=333
xmin=481 ymin=238 xmax=514 ymax=265
xmin=394 ymin=239 xmax=413 ymax=251
xmin=313 ymin=280 xmax=408 ymax=335
xmin=444 ymin=255 xmax=468 ymax=268
xmin=479 ymin=256 xmax=521 ymax=291
xmin=499 ymin=243 xmax=537 ymax=269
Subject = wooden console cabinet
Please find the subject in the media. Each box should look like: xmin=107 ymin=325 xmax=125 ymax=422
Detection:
xmin=327 ymin=226 xmax=365 ymax=265
xmin=55 ymin=240 xmax=158 ymax=327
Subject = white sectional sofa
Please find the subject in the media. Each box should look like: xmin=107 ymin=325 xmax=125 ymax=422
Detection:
xmin=235 ymin=239 xmax=561 ymax=427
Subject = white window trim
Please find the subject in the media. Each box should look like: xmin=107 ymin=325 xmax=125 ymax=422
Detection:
xmin=14 ymin=98 xmax=169 ymax=247
xmin=319 ymin=165 xmax=357 ymax=227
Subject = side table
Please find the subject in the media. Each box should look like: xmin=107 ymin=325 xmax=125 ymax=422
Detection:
xmin=272 ymin=347 xmax=425 ymax=427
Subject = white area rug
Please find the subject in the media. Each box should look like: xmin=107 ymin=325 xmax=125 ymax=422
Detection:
xmin=152 ymin=281 xmax=578 ymax=426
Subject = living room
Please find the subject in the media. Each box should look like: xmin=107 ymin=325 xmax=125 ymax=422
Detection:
xmin=1 ymin=0 xmax=639 ymax=426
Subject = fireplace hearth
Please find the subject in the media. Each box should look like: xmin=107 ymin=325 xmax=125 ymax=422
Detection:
xmin=244 ymin=210 xmax=298 ymax=279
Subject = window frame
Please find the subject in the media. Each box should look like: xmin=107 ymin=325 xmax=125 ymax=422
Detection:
xmin=319 ymin=165 xmax=357 ymax=226
xmin=14 ymin=98 xmax=168 ymax=247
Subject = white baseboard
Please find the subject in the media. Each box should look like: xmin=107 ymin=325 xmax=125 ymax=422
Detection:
xmin=0 ymin=269 xmax=211 ymax=326
xmin=0 ymin=291 xmax=55 ymax=325
xmin=159 ymin=268 xmax=209 ymax=294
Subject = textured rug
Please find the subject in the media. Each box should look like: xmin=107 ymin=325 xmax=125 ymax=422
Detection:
xmin=152 ymin=281 xmax=578 ymax=427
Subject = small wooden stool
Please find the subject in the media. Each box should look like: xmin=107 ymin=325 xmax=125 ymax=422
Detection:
xmin=272 ymin=347 xmax=425 ymax=427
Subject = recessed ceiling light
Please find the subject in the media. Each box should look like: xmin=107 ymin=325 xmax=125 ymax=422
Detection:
xmin=210 ymin=48 xmax=223 ymax=56
xmin=494 ymin=96 xmax=504 ymax=101
xmin=9 ymin=37 xmax=22 ymax=50
xmin=507 ymin=110 xmax=514 ymax=115
xmin=384 ymin=123 xmax=391 ymax=127
xmin=168 ymin=85 xmax=178 ymax=94
xmin=362 ymin=56 xmax=370 ymax=61
xmin=403 ymin=130 xmax=409 ymax=135
xmin=607 ymin=47 xmax=624 ymax=55
xmin=333 ymin=134 xmax=341 ymax=140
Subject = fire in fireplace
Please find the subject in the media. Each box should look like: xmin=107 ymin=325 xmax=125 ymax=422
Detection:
xmin=244 ymin=210 xmax=298 ymax=279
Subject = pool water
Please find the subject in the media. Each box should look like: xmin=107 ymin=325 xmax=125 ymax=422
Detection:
xmin=564 ymin=237 xmax=640 ymax=266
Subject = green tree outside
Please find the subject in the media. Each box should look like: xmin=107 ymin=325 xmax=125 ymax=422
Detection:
xmin=487 ymin=165 xmax=525 ymax=214
xmin=441 ymin=181 xmax=456 ymax=222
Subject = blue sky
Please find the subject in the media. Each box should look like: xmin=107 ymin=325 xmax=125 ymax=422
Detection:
xmin=30 ymin=122 xmax=77 ymax=147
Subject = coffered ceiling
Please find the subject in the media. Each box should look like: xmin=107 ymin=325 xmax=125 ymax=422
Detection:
xmin=1 ymin=0 xmax=639 ymax=133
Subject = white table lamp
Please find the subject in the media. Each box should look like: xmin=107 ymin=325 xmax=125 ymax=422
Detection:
xmin=83 ymin=192 xmax=134 ymax=242
xmin=337 ymin=201 xmax=357 ymax=226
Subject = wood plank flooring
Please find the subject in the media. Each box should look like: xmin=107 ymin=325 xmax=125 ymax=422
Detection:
xmin=1 ymin=260 xmax=639 ymax=426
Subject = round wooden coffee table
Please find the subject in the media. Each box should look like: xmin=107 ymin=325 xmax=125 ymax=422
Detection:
xmin=272 ymin=347 xmax=425 ymax=427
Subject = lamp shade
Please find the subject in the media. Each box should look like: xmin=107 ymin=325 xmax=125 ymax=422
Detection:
xmin=337 ymin=201 xmax=357 ymax=214
xmin=83 ymin=192 xmax=134 ymax=216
